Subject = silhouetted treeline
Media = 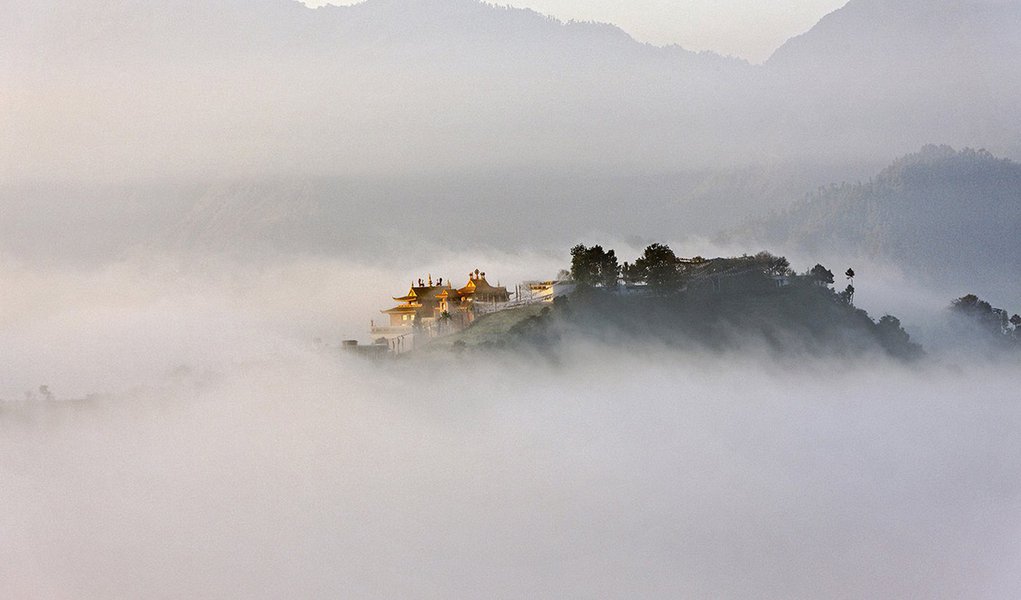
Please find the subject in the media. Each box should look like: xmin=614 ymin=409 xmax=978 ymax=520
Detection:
xmin=950 ymin=294 xmax=1021 ymax=348
xmin=501 ymin=243 xmax=922 ymax=360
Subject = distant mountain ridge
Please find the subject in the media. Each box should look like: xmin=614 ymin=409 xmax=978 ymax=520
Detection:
xmin=4 ymin=0 xmax=1020 ymax=184
xmin=2 ymin=0 xmax=756 ymax=184
xmin=4 ymin=0 xmax=1021 ymax=289
xmin=769 ymin=0 xmax=1021 ymax=66
xmin=733 ymin=146 xmax=1021 ymax=298
xmin=764 ymin=0 xmax=1021 ymax=157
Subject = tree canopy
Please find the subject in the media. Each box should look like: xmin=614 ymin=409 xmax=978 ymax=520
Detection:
xmin=632 ymin=243 xmax=683 ymax=291
xmin=570 ymin=244 xmax=620 ymax=288
xmin=951 ymin=294 xmax=1011 ymax=337
xmin=809 ymin=264 xmax=835 ymax=285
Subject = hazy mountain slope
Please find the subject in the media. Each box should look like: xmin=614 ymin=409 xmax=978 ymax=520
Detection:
xmin=736 ymin=146 xmax=1021 ymax=297
xmin=2 ymin=0 xmax=751 ymax=184
xmin=765 ymin=0 xmax=1021 ymax=159
xmin=6 ymin=0 xmax=1020 ymax=185
xmin=4 ymin=0 xmax=1021 ymax=267
xmin=157 ymin=163 xmax=873 ymax=258
xmin=0 ymin=161 xmax=874 ymax=263
xmin=770 ymin=0 xmax=1021 ymax=71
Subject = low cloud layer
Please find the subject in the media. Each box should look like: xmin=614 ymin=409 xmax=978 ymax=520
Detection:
xmin=3 ymin=349 xmax=1020 ymax=599
xmin=0 ymin=250 xmax=567 ymax=399
xmin=0 ymin=245 xmax=996 ymax=399
xmin=2 ymin=252 xmax=1021 ymax=599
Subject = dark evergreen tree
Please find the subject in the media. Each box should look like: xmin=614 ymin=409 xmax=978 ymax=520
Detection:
xmin=596 ymin=249 xmax=621 ymax=288
xmin=570 ymin=244 xmax=620 ymax=288
xmin=809 ymin=264 xmax=835 ymax=285
xmin=570 ymin=244 xmax=598 ymax=286
xmin=621 ymin=261 xmax=642 ymax=286
xmin=761 ymin=253 xmax=793 ymax=277
xmin=633 ymin=243 xmax=682 ymax=291
xmin=951 ymin=294 xmax=1011 ymax=337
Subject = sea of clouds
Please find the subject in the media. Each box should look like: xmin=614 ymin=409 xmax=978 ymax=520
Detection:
xmin=2 ymin=249 xmax=1020 ymax=599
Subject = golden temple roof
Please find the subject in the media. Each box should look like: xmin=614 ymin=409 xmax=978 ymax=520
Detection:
xmin=458 ymin=270 xmax=509 ymax=298
xmin=382 ymin=305 xmax=419 ymax=315
xmin=381 ymin=270 xmax=508 ymax=320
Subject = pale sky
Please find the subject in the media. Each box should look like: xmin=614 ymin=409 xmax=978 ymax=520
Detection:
xmin=305 ymin=0 xmax=849 ymax=62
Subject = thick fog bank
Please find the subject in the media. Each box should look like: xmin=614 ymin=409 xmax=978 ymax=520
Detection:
xmin=0 ymin=250 xmax=567 ymax=399
xmin=3 ymin=249 xmax=1021 ymax=598
xmin=2 ymin=352 xmax=1020 ymax=599
xmin=2 ymin=246 xmax=1010 ymax=400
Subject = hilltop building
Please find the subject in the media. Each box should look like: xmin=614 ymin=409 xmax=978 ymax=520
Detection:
xmin=371 ymin=269 xmax=510 ymax=349
xmin=455 ymin=269 xmax=511 ymax=305
xmin=520 ymin=280 xmax=576 ymax=303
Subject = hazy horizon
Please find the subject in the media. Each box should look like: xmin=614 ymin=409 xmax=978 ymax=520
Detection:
xmin=6 ymin=0 xmax=1019 ymax=186
xmin=305 ymin=0 xmax=849 ymax=62
xmin=4 ymin=0 xmax=1021 ymax=597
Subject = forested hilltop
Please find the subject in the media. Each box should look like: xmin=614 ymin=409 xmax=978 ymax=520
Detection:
xmin=730 ymin=146 xmax=1021 ymax=298
xmin=428 ymin=245 xmax=923 ymax=361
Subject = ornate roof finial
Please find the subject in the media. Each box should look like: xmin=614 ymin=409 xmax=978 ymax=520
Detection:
xmin=428 ymin=273 xmax=433 ymax=286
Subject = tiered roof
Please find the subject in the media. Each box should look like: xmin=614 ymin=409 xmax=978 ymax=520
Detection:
xmin=458 ymin=269 xmax=510 ymax=302
xmin=380 ymin=269 xmax=510 ymax=320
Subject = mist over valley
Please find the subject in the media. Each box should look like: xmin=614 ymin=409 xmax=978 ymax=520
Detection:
xmin=3 ymin=0 xmax=1021 ymax=597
